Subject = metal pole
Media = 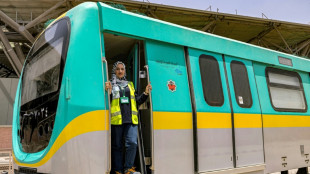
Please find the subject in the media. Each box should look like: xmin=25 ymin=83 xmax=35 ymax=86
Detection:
xmin=25 ymin=0 xmax=66 ymax=30
xmin=262 ymin=38 xmax=287 ymax=52
xmin=295 ymin=39 xmax=310 ymax=54
xmin=102 ymin=58 xmax=111 ymax=174
xmin=273 ymin=25 xmax=293 ymax=53
xmin=14 ymin=42 xmax=25 ymax=65
xmin=144 ymin=65 xmax=154 ymax=171
xmin=201 ymin=20 xmax=216 ymax=32
xmin=0 ymin=27 xmax=22 ymax=76
xmin=9 ymin=150 xmax=13 ymax=174
xmin=0 ymin=10 xmax=35 ymax=43
xmin=301 ymin=44 xmax=310 ymax=57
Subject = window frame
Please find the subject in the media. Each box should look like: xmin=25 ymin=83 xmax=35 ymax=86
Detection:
xmin=199 ymin=54 xmax=224 ymax=107
xmin=266 ymin=67 xmax=307 ymax=112
xmin=230 ymin=60 xmax=253 ymax=108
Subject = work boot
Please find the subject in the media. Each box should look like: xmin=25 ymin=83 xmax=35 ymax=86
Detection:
xmin=124 ymin=167 xmax=140 ymax=174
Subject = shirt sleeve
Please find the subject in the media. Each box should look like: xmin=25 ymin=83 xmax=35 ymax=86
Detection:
xmin=135 ymin=92 xmax=149 ymax=106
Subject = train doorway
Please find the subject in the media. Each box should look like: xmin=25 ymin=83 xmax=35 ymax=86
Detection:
xmin=102 ymin=33 xmax=152 ymax=174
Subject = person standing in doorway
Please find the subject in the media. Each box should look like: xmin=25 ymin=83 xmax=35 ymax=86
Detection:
xmin=105 ymin=61 xmax=152 ymax=174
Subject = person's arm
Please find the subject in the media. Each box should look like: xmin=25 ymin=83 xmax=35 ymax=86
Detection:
xmin=135 ymin=83 xmax=152 ymax=105
xmin=135 ymin=92 xmax=148 ymax=106
xmin=105 ymin=81 xmax=112 ymax=102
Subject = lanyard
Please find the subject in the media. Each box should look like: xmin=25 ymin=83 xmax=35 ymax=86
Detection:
xmin=120 ymin=86 xmax=129 ymax=104
xmin=120 ymin=86 xmax=126 ymax=97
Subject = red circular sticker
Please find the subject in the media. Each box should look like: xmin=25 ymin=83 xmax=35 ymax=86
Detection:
xmin=167 ymin=80 xmax=176 ymax=92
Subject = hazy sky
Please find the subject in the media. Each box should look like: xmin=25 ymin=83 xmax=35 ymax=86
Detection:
xmin=136 ymin=0 xmax=310 ymax=24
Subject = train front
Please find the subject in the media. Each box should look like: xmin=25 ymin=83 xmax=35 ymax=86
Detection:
xmin=11 ymin=15 xmax=71 ymax=174
xmin=12 ymin=2 xmax=109 ymax=174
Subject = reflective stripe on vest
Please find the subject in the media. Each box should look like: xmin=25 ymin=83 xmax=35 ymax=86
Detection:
xmin=110 ymin=82 xmax=139 ymax=125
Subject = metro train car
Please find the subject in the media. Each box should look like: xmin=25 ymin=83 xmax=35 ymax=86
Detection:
xmin=12 ymin=2 xmax=310 ymax=174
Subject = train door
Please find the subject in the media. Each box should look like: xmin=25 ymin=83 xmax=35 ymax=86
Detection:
xmin=187 ymin=48 xmax=265 ymax=172
xmin=128 ymin=42 xmax=150 ymax=174
xmin=187 ymin=48 xmax=234 ymax=172
xmin=223 ymin=55 xmax=264 ymax=167
xmin=144 ymin=40 xmax=194 ymax=174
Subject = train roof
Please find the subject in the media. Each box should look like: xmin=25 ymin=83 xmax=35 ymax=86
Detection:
xmin=1 ymin=0 xmax=310 ymax=78
xmin=96 ymin=2 xmax=310 ymax=72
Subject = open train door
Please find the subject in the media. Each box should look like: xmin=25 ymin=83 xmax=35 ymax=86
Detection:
xmin=144 ymin=40 xmax=195 ymax=174
xmin=128 ymin=42 xmax=149 ymax=174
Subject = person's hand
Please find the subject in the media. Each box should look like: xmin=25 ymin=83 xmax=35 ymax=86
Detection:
xmin=144 ymin=82 xmax=152 ymax=95
xmin=105 ymin=81 xmax=112 ymax=94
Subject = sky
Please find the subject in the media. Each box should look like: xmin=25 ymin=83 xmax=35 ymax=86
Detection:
xmin=135 ymin=0 xmax=310 ymax=25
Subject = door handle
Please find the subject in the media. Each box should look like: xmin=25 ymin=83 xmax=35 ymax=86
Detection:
xmin=102 ymin=57 xmax=111 ymax=174
xmin=144 ymin=65 xmax=154 ymax=171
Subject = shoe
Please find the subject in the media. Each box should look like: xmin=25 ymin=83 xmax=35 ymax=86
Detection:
xmin=124 ymin=167 xmax=140 ymax=174
xmin=116 ymin=171 xmax=122 ymax=174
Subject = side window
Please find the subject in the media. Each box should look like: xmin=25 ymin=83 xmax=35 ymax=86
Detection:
xmin=266 ymin=67 xmax=307 ymax=112
xmin=199 ymin=54 xmax=224 ymax=106
xmin=231 ymin=61 xmax=252 ymax=108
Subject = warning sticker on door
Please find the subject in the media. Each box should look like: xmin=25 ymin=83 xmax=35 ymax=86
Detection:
xmin=167 ymin=80 xmax=176 ymax=92
xmin=238 ymin=96 xmax=244 ymax=104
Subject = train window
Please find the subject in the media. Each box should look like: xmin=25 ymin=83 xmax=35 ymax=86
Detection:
xmin=19 ymin=17 xmax=71 ymax=153
xmin=199 ymin=54 xmax=224 ymax=106
xmin=231 ymin=61 xmax=252 ymax=108
xmin=266 ymin=68 xmax=307 ymax=112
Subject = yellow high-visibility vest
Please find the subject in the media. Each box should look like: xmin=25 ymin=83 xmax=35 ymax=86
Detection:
xmin=110 ymin=82 xmax=138 ymax=125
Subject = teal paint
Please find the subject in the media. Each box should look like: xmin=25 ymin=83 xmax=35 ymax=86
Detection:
xmin=145 ymin=40 xmax=191 ymax=112
xmin=134 ymin=44 xmax=138 ymax=88
xmin=127 ymin=44 xmax=138 ymax=83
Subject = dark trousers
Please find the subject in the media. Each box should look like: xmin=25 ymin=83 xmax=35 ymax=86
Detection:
xmin=111 ymin=123 xmax=138 ymax=173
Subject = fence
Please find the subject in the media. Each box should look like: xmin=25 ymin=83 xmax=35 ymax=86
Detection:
xmin=0 ymin=149 xmax=13 ymax=174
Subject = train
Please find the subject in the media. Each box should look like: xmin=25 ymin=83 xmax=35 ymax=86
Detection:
xmin=12 ymin=2 xmax=310 ymax=174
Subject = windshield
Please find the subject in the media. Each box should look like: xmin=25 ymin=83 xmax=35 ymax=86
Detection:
xmin=21 ymin=19 xmax=68 ymax=106
xmin=18 ymin=17 xmax=70 ymax=153
xmin=21 ymin=38 xmax=63 ymax=105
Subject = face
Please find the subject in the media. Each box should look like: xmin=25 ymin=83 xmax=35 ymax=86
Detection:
xmin=115 ymin=63 xmax=125 ymax=79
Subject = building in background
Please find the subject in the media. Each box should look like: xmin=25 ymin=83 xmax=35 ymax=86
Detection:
xmin=0 ymin=78 xmax=18 ymax=150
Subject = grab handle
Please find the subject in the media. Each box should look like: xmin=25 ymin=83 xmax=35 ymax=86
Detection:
xmin=102 ymin=57 xmax=111 ymax=174
xmin=144 ymin=65 xmax=154 ymax=171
